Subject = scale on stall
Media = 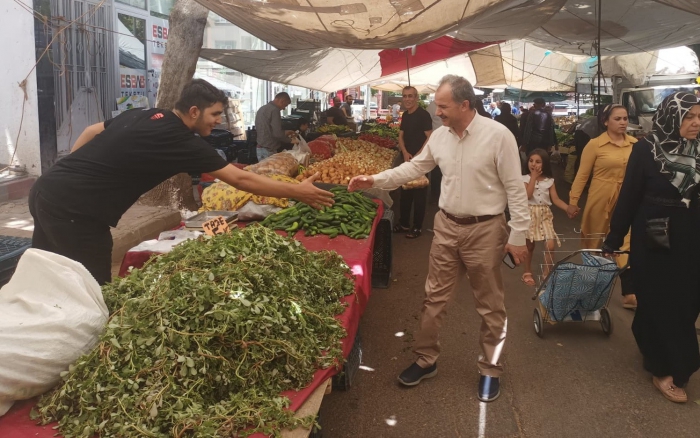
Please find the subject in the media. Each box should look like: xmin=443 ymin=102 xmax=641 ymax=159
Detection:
xmin=184 ymin=211 xmax=238 ymax=234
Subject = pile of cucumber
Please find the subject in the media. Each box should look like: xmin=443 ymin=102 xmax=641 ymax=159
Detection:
xmin=260 ymin=186 xmax=378 ymax=239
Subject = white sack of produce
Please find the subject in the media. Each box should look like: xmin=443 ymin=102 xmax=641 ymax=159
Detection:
xmin=0 ymin=249 xmax=108 ymax=416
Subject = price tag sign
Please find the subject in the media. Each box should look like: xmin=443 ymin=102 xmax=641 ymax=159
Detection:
xmin=201 ymin=216 xmax=230 ymax=236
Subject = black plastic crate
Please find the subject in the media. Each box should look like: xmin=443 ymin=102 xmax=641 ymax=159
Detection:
xmin=203 ymin=129 xmax=234 ymax=148
xmin=235 ymin=143 xmax=259 ymax=165
xmin=0 ymin=236 xmax=32 ymax=286
xmin=372 ymin=208 xmax=393 ymax=289
xmin=332 ymin=330 xmax=362 ymax=391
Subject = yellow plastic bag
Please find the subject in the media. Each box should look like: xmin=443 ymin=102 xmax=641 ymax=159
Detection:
xmin=200 ymin=174 xmax=299 ymax=212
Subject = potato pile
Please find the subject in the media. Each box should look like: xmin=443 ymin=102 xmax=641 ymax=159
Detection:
xmin=297 ymin=140 xmax=397 ymax=184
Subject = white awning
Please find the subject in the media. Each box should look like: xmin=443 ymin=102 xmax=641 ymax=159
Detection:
xmin=196 ymin=0 xmax=700 ymax=55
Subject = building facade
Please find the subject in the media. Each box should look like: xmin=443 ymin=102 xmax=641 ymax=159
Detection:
xmin=2 ymin=0 xmax=322 ymax=176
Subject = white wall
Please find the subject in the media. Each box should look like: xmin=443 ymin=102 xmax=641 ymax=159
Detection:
xmin=0 ymin=0 xmax=42 ymax=176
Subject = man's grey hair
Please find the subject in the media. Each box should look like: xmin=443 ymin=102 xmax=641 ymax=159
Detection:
xmin=438 ymin=75 xmax=476 ymax=108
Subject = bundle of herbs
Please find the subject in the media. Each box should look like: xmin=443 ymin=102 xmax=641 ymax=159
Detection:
xmin=34 ymin=225 xmax=355 ymax=437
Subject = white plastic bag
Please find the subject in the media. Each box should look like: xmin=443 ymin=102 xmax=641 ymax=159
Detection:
xmin=237 ymin=201 xmax=282 ymax=221
xmin=284 ymin=135 xmax=311 ymax=167
xmin=0 ymin=249 xmax=108 ymax=416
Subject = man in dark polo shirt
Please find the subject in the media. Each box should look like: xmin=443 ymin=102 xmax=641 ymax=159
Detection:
xmin=395 ymin=86 xmax=433 ymax=238
xmin=326 ymin=97 xmax=348 ymax=126
xmin=29 ymin=79 xmax=333 ymax=285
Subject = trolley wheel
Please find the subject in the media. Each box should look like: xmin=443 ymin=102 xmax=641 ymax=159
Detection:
xmin=600 ymin=308 xmax=613 ymax=336
xmin=533 ymin=308 xmax=544 ymax=338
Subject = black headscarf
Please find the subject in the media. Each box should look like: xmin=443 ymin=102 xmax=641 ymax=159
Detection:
xmin=647 ymin=92 xmax=700 ymax=201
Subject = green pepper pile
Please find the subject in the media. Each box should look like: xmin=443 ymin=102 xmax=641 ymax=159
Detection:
xmin=261 ymin=187 xmax=378 ymax=239
xmin=35 ymin=226 xmax=355 ymax=438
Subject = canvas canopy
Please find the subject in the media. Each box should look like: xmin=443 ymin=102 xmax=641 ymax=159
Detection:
xmin=200 ymin=40 xmax=697 ymax=93
xmin=196 ymin=0 xmax=700 ymax=54
xmin=196 ymin=0 xmax=700 ymax=92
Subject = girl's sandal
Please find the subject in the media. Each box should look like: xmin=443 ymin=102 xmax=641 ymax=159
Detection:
xmin=521 ymin=272 xmax=536 ymax=286
xmin=393 ymin=224 xmax=410 ymax=233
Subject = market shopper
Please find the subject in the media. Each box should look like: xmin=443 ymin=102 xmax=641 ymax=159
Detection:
xmin=394 ymin=86 xmax=433 ymax=238
xmin=340 ymin=94 xmax=354 ymax=119
xmin=602 ymin=92 xmax=700 ymax=403
xmin=495 ymin=102 xmax=521 ymax=146
xmin=349 ymin=74 xmax=529 ymax=402
xmin=489 ymin=101 xmax=501 ymax=118
xmin=475 ymin=99 xmax=491 ymax=118
xmin=29 ymin=79 xmax=334 ymax=286
xmin=426 ymin=100 xmax=443 ymax=131
xmin=522 ymin=98 xmax=555 ymax=154
xmin=326 ymin=97 xmax=348 ymax=126
xmin=568 ymin=104 xmax=637 ymax=308
xmin=255 ymin=92 xmax=295 ymax=161
xmin=392 ymin=102 xmax=401 ymax=119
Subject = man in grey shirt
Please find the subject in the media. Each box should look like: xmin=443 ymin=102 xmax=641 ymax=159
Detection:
xmin=255 ymin=92 xmax=294 ymax=161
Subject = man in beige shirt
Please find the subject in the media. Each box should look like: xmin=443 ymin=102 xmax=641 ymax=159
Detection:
xmin=349 ymin=75 xmax=529 ymax=402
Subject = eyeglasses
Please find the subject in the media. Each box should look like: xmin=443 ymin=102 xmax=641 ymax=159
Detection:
xmin=402 ymin=94 xmax=416 ymax=98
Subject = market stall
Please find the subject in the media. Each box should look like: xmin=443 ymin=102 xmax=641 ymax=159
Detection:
xmin=0 ymin=199 xmax=382 ymax=437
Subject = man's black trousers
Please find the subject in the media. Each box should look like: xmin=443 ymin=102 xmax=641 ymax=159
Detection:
xmin=399 ymin=186 xmax=428 ymax=230
xmin=29 ymin=187 xmax=113 ymax=285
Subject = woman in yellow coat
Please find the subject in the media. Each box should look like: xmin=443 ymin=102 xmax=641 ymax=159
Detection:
xmin=567 ymin=104 xmax=637 ymax=308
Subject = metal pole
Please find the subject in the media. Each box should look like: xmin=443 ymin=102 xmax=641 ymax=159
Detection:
xmin=405 ymin=50 xmax=411 ymax=86
xmin=595 ymin=0 xmax=603 ymax=114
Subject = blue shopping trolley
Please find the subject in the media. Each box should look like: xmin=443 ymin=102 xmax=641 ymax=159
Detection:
xmin=531 ymin=249 xmax=629 ymax=338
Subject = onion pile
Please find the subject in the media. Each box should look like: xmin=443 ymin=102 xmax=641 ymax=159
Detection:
xmin=297 ymin=140 xmax=397 ymax=184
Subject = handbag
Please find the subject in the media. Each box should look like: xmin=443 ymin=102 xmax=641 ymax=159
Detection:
xmin=645 ymin=217 xmax=670 ymax=250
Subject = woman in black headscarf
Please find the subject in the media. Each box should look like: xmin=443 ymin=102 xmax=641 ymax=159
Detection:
xmin=603 ymin=92 xmax=700 ymax=403
xmin=494 ymin=102 xmax=521 ymax=145
xmin=474 ymin=99 xmax=491 ymax=118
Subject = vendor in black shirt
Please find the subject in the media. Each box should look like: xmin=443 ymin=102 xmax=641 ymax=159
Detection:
xmin=326 ymin=97 xmax=348 ymax=126
xmin=395 ymin=86 xmax=433 ymax=238
xmin=29 ymin=79 xmax=333 ymax=285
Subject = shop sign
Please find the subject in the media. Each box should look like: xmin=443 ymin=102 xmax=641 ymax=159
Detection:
xmin=151 ymin=19 xmax=168 ymax=55
xmin=120 ymin=67 xmax=147 ymax=97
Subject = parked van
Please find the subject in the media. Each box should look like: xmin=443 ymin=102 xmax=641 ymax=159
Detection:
xmin=551 ymin=104 xmax=570 ymax=117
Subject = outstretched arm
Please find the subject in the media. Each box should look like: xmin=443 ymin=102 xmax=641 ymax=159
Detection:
xmin=209 ymin=164 xmax=334 ymax=209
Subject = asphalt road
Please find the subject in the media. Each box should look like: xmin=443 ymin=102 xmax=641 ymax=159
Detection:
xmin=320 ymin=166 xmax=700 ymax=438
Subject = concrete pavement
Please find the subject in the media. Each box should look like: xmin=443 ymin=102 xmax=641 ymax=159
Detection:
xmin=320 ymin=179 xmax=700 ymax=437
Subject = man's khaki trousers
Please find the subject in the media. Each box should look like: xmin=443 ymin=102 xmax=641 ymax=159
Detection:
xmin=414 ymin=211 xmax=508 ymax=377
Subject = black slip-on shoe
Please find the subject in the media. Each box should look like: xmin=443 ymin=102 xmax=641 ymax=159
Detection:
xmin=398 ymin=362 xmax=437 ymax=386
xmin=478 ymin=375 xmax=500 ymax=402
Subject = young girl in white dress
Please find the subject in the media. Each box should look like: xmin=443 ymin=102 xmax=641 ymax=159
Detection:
xmin=521 ymin=149 xmax=569 ymax=286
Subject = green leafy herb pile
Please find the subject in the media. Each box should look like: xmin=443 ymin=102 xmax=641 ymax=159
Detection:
xmin=34 ymin=225 xmax=355 ymax=437
xmin=260 ymin=186 xmax=377 ymax=239
xmin=361 ymin=122 xmax=399 ymax=140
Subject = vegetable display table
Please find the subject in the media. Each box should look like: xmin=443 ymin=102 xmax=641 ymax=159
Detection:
xmin=0 ymin=202 xmax=383 ymax=438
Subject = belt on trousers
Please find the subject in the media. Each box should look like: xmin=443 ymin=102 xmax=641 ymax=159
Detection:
xmin=441 ymin=209 xmax=497 ymax=225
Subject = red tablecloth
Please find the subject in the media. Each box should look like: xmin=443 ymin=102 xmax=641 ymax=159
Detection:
xmin=0 ymin=201 xmax=382 ymax=438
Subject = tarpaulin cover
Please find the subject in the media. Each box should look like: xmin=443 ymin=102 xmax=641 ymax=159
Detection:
xmin=502 ymin=88 xmax=569 ymax=103
xmin=0 ymin=202 xmax=384 ymax=438
xmin=196 ymin=0 xmax=700 ymax=54
xmin=196 ymin=0 xmax=700 ymax=92
xmin=200 ymin=41 xmax=698 ymax=93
